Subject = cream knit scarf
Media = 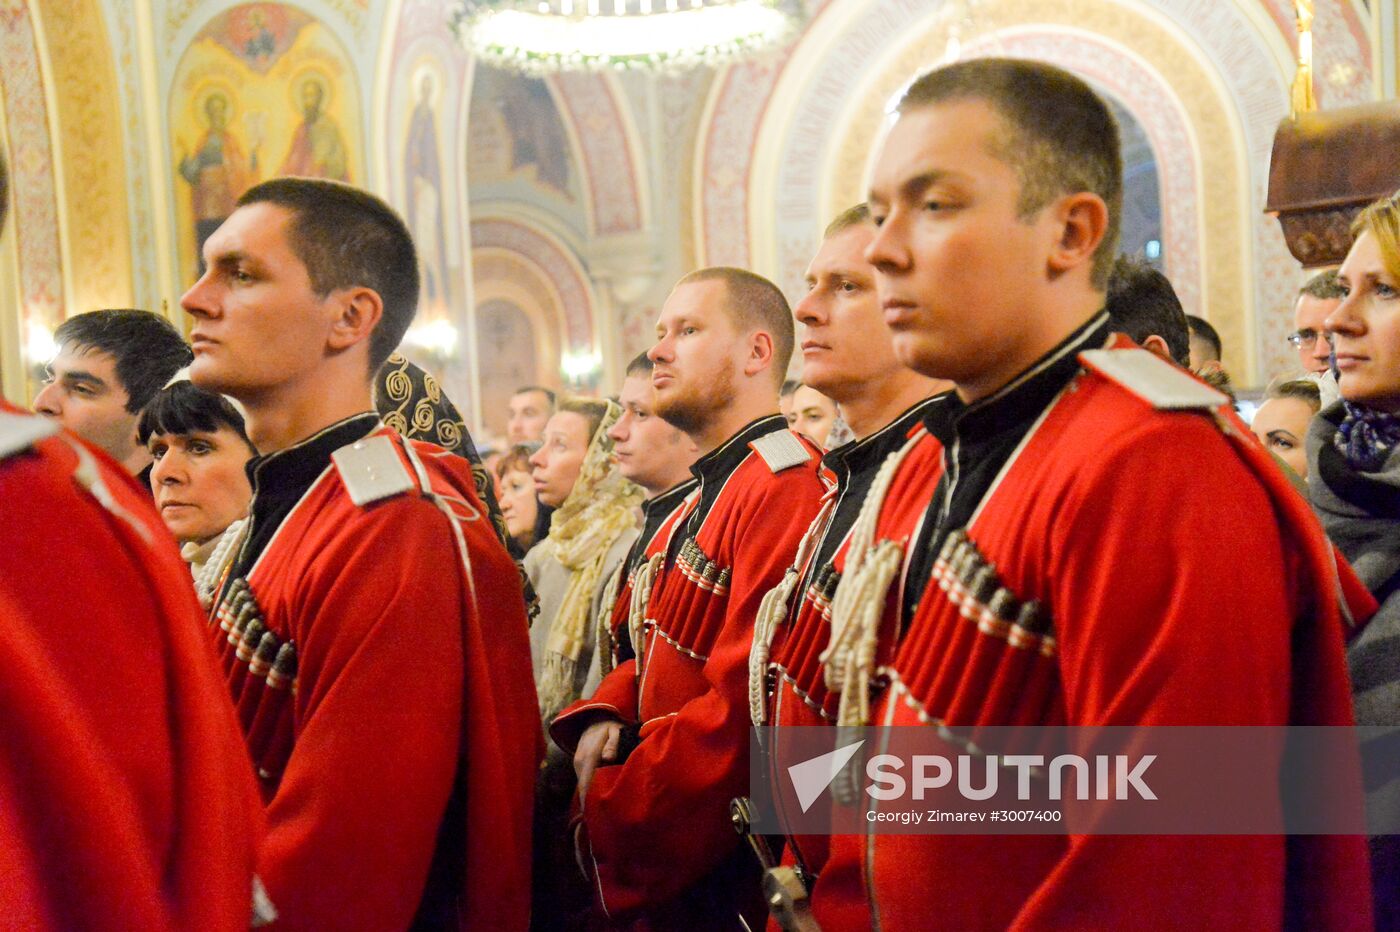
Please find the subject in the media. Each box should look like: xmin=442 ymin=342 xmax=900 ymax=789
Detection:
xmin=536 ymin=401 xmax=644 ymax=719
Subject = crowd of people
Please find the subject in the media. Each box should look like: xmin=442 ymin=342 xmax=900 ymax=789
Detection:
xmin=0 ymin=56 xmax=1397 ymax=930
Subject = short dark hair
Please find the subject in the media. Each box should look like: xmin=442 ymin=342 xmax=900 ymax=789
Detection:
xmin=236 ymin=177 xmax=418 ymax=373
xmin=824 ymin=203 xmax=871 ymax=239
xmin=53 ymin=310 xmax=193 ymax=413
xmin=513 ymin=385 xmax=556 ymax=410
xmin=898 ymin=58 xmax=1122 ymax=289
xmin=625 ymin=352 xmax=653 ymax=377
xmin=674 ymin=266 xmax=794 ymax=386
xmin=1186 ymin=315 xmax=1222 ymax=362
xmin=1299 ymin=269 xmax=1345 ymax=301
xmin=1105 ymin=255 xmax=1190 ymax=367
xmin=137 ymin=380 xmax=253 ymax=450
xmin=780 ymin=379 xmax=800 ymax=399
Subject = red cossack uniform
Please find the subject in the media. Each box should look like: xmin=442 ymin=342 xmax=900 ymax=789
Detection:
xmin=597 ymin=478 xmax=699 ymax=677
xmin=0 ymin=399 xmax=261 ymax=930
xmin=208 ymin=415 xmax=541 ymax=931
xmin=750 ymin=399 xmax=940 ymax=880
xmin=807 ymin=328 xmax=1375 ymax=931
xmin=552 ymin=416 xmax=827 ymax=927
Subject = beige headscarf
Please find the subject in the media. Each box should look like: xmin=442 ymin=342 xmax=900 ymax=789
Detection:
xmin=536 ymin=400 xmax=644 ymax=718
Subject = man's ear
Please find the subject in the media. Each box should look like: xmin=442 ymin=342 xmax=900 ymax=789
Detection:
xmin=326 ymin=287 xmax=383 ymax=354
xmin=1140 ymin=334 xmax=1175 ymax=364
xmin=742 ymin=330 xmax=775 ymax=379
xmin=1046 ymin=192 xmax=1109 ymax=278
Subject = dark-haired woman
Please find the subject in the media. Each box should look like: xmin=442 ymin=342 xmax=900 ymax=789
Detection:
xmin=139 ymin=380 xmax=255 ymax=603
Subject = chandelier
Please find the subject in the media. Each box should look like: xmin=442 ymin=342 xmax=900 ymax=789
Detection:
xmin=451 ymin=0 xmax=807 ymax=75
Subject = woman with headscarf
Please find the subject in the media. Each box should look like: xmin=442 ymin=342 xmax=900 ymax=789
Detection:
xmin=525 ymin=396 xmax=642 ymax=931
xmin=1307 ymin=192 xmax=1400 ymax=929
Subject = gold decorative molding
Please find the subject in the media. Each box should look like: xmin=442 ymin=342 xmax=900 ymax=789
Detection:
xmin=35 ymin=0 xmax=133 ymax=313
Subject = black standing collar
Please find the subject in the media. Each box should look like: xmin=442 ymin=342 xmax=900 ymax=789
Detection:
xmin=231 ymin=412 xmax=381 ymax=583
xmin=923 ymin=311 xmax=1111 ymax=447
xmin=823 ymin=395 xmax=944 ymax=490
xmin=689 ymin=414 xmax=790 ymax=485
xmin=681 ymin=413 xmax=790 ymax=544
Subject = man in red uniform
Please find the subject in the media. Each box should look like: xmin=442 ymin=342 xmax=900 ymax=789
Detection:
xmin=748 ymin=203 xmax=943 ymax=880
xmin=595 ymin=351 xmax=700 ymax=675
xmin=182 ymin=177 xmax=540 ymax=930
xmin=551 ymin=268 xmax=827 ymax=927
xmin=0 ymin=153 xmax=263 ymax=929
xmin=803 ymin=58 xmax=1372 ymax=930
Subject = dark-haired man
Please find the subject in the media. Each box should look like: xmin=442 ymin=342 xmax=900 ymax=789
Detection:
xmin=804 ymin=57 xmax=1369 ymax=929
xmin=1105 ymin=254 xmax=1190 ymax=366
xmin=1186 ymin=312 xmax=1223 ymax=371
xmin=183 ymin=177 xmax=540 ymax=930
xmin=551 ymin=268 xmax=826 ymax=928
xmin=508 ymin=384 xmax=555 ymax=446
xmin=34 ymin=309 xmax=192 ymax=475
xmin=595 ymin=352 xmax=700 ymax=675
xmin=1292 ymin=269 xmax=1345 ymax=375
xmin=0 ymin=150 xmax=262 ymax=928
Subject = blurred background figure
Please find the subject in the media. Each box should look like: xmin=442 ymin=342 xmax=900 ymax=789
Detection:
xmin=790 ymin=382 xmax=839 ymax=448
xmin=1251 ymin=378 xmax=1321 ymax=482
xmin=496 ymin=445 xmax=541 ymax=553
xmin=779 ymin=378 xmax=800 ymax=426
xmin=507 ymin=385 xmax=555 ymax=447
xmin=526 ymin=396 xmax=642 ymax=932
xmin=1292 ymin=269 xmax=1345 ymax=375
xmin=1306 ymin=191 xmax=1400 ymax=930
xmin=139 ymin=381 xmax=256 ymax=592
xmin=1186 ymin=314 xmax=1223 ymax=373
xmin=1105 ymin=254 xmax=1191 ymax=366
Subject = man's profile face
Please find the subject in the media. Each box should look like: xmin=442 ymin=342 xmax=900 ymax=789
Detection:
xmin=507 ymin=390 xmax=551 ymax=445
xmin=32 ymin=345 xmax=141 ymax=465
xmin=866 ymin=100 xmax=1061 ymax=390
xmin=794 ymin=223 xmax=904 ymax=403
xmin=1292 ymin=293 xmax=1338 ymax=374
xmin=181 ymin=202 xmax=340 ymax=401
xmin=609 ymin=373 xmax=692 ymax=491
xmin=648 ymin=280 xmax=743 ymax=437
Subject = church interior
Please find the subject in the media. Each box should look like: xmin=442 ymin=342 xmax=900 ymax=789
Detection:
xmin=0 ymin=0 xmax=1391 ymax=440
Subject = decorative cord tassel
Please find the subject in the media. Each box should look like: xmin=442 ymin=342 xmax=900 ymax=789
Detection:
xmin=629 ymin=553 xmax=664 ymax=677
xmin=747 ymin=499 xmax=835 ymax=726
xmin=595 ymin=565 xmax=625 ymax=677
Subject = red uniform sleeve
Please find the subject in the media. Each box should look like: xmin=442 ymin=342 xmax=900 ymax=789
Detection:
xmin=578 ymin=469 xmax=824 ymax=916
xmin=1011 ymin=415 xmax=1320 ymax=929
xmin=550 ymin=658 xmax=642 ymax=754
xmin=259 ymin=497 xmax=466 ymax=931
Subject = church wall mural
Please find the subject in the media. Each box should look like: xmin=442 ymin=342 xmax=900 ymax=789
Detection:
xmin=169 ymin=2 xmax=362 ymax=286
xmin=0 ymin=0 xmax=1388 ymax=415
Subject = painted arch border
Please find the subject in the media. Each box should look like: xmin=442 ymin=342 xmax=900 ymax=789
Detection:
xmin=469 ymin=214 xmax=597 ymax=353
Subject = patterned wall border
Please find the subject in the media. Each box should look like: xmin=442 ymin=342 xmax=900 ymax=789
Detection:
xmin=553 ymin=73 xmax=645 ymax=236
xmin=0 ymin=0 xmax=63 ymax=327
xmin=470 ymin=216 xmax=594 ymax=350
xmin=36 ymin=0 xmax=133 ymax=313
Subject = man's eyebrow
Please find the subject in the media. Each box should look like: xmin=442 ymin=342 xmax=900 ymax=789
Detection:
xmin=59 ymin=369 xmax=106 ymax=388
xmin=900 ymin=169 xmax=952 ymax=200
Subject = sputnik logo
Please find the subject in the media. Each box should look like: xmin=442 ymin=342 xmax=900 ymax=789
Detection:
xmin=788 ymin=740 xmax=865 ymax=813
